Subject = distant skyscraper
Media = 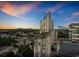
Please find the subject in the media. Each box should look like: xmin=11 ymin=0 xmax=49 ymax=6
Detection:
xmin=34 ymin=12 xmax=54 ymax=57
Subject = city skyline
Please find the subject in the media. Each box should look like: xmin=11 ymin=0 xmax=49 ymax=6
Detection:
xmin=0 ymin=1 xmax=79 ymax=29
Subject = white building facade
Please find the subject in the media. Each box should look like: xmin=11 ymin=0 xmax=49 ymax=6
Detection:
xmin=69 ymin=23 xmax=79 ymax=41
xmin=34 ymin=12 xmax=54 ymax=57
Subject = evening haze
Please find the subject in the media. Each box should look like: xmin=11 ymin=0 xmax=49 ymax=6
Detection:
xmin=0 ymin=1 xmax=79 ymax=29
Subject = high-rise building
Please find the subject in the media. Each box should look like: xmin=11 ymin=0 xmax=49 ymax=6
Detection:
xmin=69 ymin=23 xmax=79 ymax=41
xmin=34 ymin=12 xmax=54 ymax=57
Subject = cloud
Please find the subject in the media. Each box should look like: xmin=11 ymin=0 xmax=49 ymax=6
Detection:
xmin=46 ymin=4 xmax=63 ymax=13
xmin=0 ymin=24 xmax=16 ymax=29
xmin=64 ymin=23 xmax=69 ymax=28
xmin=0 ymin=2 xmax=39 ymax=18
xmin=16 ymin=2 xmax=38 ymax=15
xmin=63 ymin=13 xmax=79 ymax=27
xmin=64 ymin=20 xmax=79 ymax=28
xmin=72 ymin=12 xmax=79 ymax=16
xmin=63 ymin=11 xmax=79 ymax=21
xmin=63 ymin=17 xmax=74 ymax=20
xmin=71 ymin=21 xmax=79 ymax=23
xmin=40 ymin=2 xmax=65 ymax=14
xmin=1 ymin=2 xmax=17 ymax=16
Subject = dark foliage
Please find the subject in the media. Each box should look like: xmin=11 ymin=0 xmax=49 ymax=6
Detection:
xmin=18 ymin=45 xmax=33 ymax=57
xmin=0 ymin=37 xmax=17 ymax=46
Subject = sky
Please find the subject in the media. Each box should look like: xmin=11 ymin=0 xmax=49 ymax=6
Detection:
xmin=0 ymin=1 xmax=79 ymax=29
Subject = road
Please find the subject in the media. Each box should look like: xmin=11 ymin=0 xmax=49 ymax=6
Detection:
xmin=58 ymin=40 xmax=79 ymax=56
xmin=0 ymin=46 xmax=14 ymax=55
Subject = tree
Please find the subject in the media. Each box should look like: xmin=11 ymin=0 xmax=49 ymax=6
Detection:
xmin=18 ymin=45 xmax=33 ymax=57
xmin=0 ymin=37 xmax=17 ymax=46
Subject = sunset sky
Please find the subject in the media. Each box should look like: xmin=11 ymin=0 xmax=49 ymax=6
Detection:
xmin=0 ymin=1 xmax=79 ymax=29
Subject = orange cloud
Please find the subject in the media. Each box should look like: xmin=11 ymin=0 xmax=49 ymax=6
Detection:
xmin=1 ymin=2 xmax=17 ymax=16
xmin=0 ymin=24 xmax=16 ymax=29
xmin=17 ymin=2 xmax=39 ymax=15
xmin=0 ymin=2 xmax=39 ymax=17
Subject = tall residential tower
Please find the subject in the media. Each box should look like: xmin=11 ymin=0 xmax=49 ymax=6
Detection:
xmin=34 ymin=12 xmax=54 ymax=57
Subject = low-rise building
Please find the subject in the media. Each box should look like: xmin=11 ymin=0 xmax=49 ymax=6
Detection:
xmin=69 ymin=23 xmax=79 ymax=41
